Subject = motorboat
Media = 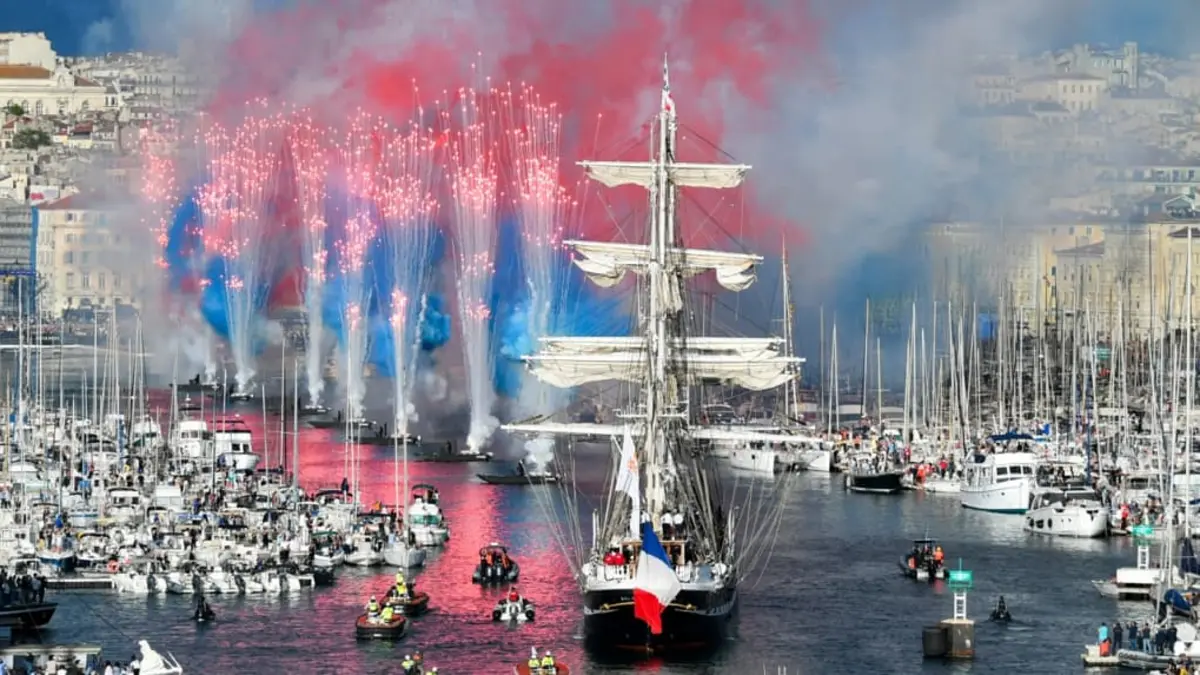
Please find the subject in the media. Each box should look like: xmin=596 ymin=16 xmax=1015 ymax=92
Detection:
xmin=960 ymin=451 xmax=1037 ymax=514
xmin=343 ymin=532 xmax=384 ymax=567
xmin=844 ymin=454 xmax=905 ymax=494
xmin=417 ymin=440 xmax=493 ymax=463
xmin=356 ymin=613 xmax=407 ymax=640
xmin=921 ymin=476 xmax=961 ymax=494
xmin=0 ymin=600 xmax=57 ymax=630
xmin=386 ymin=590 xmax=431 ymax=616
xmin=513 ymin=660 xmax=568 ymax=675
xmin=170 ymin=419 xmax=211 ymax=461
xmin=382 ymin=534 xmax=427 ymax=568
xmin=408 ymin=484 xmax=449 ymax=547
xmin=136 ymin=640 xmax=185 ymax=675
xmin=478 ymin=461 xmax=561 ymax=486
xmin=473 ymin=543 xmax=520 ymax=584
xmin=1023 ymin=486 xmax=1108 ymax=538
xmin=312 ymin=531 xmax=346 ymax=568
xmin=212 ymin=418 xmax=260 ymax=472
xmin=899 ymin=538 xmax=947 ymax=581
xmin=493 ymin=596 xmax=536 ymax=622
xmin=106 ymin=487 xmax=144 ymax=525
xmin=728 ymin=443 xmax=804 ymax=474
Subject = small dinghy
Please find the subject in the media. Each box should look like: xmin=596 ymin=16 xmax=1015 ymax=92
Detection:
xmin=387 ymin=590 xmax=432 ymax=616
xmin=193 ymin=598 xmax=215 ymax=624
xmin=899 ymin=538 xmax=947 ymax=581
xmin=312 ymin=566 xmax=336 ymax=587
xmin=473 ymin=543 xmax=519 ymax=584
xmin=356 ymin=613 xmax=408 ymax=640
xmin=513 ymin=664 xmax=568 ymax=675
xmin=493 ymin=597 xmax=536 ymax=623
xmin=989 ymin=597 xmax=1012 ymax=623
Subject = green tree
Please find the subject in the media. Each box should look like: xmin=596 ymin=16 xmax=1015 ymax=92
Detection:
xmin=4 ymin=103 xmax=23 ymax=117
xmin=11 ymin=128 xmax=51 ymax=150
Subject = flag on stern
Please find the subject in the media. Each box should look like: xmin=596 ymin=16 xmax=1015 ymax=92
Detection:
xmin=633 ymin=520 xmax=682 ymax=635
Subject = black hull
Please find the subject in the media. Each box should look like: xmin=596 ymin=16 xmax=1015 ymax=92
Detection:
xmin=312 ymin=568 xmax=336 ymax=586
xmin=307 ymin=419 xmax=340 ymax=429
xmin=0 ymin=602 xmax=57 ymax=630
xmin=477 ymin=474 xmax=559 ymax=485
xmin=358 ymin=435 xmax=422 ymax=447
xmin=420 ymin=453 xmax=492 ymax=463
xmin=583 ymin=587 xmax=735 ymax=653
xmin=173 ymin=383 xmax=219 ymax=393
xmin=846 ymin=472 xmax=905 ymax=494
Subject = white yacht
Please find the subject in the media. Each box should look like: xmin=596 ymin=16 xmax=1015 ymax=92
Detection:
xmin=170 ymin=419 xmax=212 ymax=461
xmin=1023 ymin=486 xmax=1109 ymax=538
xmin=106 ymin=487 xmax=144 ymax=525
xmin=408 ymin=484 xmax=449 ymax=547
xmin=212 ymin=418 xmax=260 ymax=472
xmin=960 ymin=451 xmax=1037 ymax=514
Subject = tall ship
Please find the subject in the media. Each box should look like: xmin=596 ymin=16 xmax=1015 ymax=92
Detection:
xmin=504 ymin=59 xmax=802 ymax=651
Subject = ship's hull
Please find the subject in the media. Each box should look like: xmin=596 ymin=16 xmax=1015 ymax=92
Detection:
xmin=477 ymin=473 xmax=559 ymax=485
xmin=845 ymin=471 xmax=905 ymax=494
xmin=582 ymin=586 xmax=736 ymax=652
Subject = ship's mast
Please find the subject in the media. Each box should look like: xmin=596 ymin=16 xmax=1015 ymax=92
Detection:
xmin=644 ymin=56 xmax=678 ymax=528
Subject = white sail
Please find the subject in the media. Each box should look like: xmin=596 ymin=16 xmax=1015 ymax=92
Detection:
xmin=536 ymin=336 xmax=784 ymax=358
xmin=527 ymin=352 xmax=800 ymax=390
xmin=580 ymin=160 xmax=750 ymax=190
xmin=568 ymin=240 xmax=760 ymax=292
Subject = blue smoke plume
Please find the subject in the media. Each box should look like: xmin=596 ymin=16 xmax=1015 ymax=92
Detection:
xmin=489 ymin=219 xmax=630 ymax=398
xmin=320 ymin=190 xmax=452 ymax=379
xmin=163 ymin=184 xmax=204 ymax=291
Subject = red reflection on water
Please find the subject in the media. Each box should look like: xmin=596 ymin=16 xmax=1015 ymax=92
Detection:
xmin=190 ymin=408 xmax=585 ymax=670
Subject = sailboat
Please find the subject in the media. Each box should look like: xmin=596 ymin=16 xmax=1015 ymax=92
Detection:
xmin=503 ymin=59 xmax=801 ymax=651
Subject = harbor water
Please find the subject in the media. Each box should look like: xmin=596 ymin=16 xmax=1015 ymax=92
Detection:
xmin=14 ymin=417 xmax=1144 ymax=673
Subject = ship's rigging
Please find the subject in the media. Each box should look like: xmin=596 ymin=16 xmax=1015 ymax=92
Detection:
xmin=506 ymin=57 xmax=805 ymax=646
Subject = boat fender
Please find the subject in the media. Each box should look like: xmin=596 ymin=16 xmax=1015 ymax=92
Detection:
xmin=107 ymin=560 xmax=119 ymax=573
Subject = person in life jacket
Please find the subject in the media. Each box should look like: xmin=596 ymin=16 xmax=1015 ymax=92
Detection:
xmin=379 ymin=604 xmax=395 ymax=624
xmin=394 ymin=572 xmax=409 ymax=598
xmin=539 ymin=650 xmax=556 ymax=673
xmin=400 ymin=655 xmax=416 ymax=673
xmin=933 ymin=545 xmax=945 ymax=565
xmin=365 ymin=595 xmax=380 ymax=617
xmin=528 ymin=647 xmax=540 ymax=671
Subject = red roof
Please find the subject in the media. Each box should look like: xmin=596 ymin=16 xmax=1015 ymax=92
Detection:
xmin=0 ymin=65 xmax=51 ymax=80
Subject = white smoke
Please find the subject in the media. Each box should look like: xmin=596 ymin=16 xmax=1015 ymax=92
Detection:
xmin=522 ymin=436 xmax=556 ymax=473
xmin=467 ymin=414 xmax=499 ymax=453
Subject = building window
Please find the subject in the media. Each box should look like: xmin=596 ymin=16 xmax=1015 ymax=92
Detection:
xmin=63 ymin=251 xmax=72 ymax=264
xmin=98 ymin=274 xmax=105 ymax=290
xmin=113 ymin=273 xmax=121 ymax=289
xmin=66 ymin=273 xmax=75 ymax=288
xmin=82 ymin=273 xmax=90 ymax=289
xmin=81 ymin=252 xmax=89 ymax=264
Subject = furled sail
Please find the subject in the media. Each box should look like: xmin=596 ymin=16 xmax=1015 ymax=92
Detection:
xmin=568 ymin=240 xmax=760 ymax=292
xmin=525 ymin=349 xmax=800 ymax=390
xmin=579 ymin=160 xmax=750 ymax=190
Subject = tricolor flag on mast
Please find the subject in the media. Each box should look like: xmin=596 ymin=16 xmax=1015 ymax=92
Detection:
xmin=633 ymin=520 xmax=682 ymax=635
xmin=615 ymin=426 xmax=640 ymax=538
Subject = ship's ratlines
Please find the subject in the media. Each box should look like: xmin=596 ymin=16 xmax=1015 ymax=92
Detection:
xmin=503 ymin=57 xmax=803 ymax=653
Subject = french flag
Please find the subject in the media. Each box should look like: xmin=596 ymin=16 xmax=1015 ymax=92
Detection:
xmin=633 ymin=520 xmax=682 ymax=635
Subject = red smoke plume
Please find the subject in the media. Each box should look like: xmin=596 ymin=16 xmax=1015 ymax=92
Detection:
xmin=207 ymin=0 xmax=823 ymax=245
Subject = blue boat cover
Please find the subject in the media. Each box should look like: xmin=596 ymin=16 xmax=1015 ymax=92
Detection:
xmin=1164 ymin=588 xmax=1192 ymax=616
xmin=1182 ymin=538 xmax=1200 ymax=576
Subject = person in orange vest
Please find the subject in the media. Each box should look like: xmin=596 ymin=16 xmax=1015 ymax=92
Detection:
xmin=933 ymin=545 xmax=945 ymax=566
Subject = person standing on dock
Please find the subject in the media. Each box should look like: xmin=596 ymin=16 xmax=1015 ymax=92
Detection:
xmin=1113 ymin=620 xmax=1123 ymax=652
xmin=1097 ymin=623 xmax=1109 ymax=655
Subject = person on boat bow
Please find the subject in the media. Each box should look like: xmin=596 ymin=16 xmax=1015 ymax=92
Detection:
xmin=506 ymin=586 xmax=525 ymax=612
xmin=528 ymin=647 xmax=541 ymax=672
xmin=401 ymin=654 xmax=418 ymax=674
xmin=539 ymin=650 xmax=556 ymax=674
xmin=365 ymin=595 xmax=380 ymax=618
xmin=392 ymin=572 xmax=411 ymax=599
xmin=379 ymin=603 xmax=395 ymax=624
